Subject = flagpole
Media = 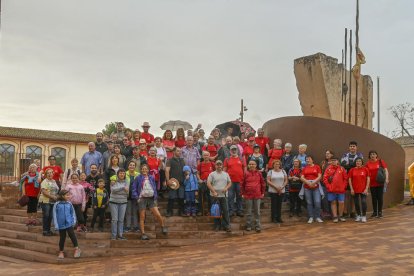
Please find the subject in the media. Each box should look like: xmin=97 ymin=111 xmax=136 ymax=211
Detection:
xmin=354 ymin=0 xmax=360 ymax=126
xmin=377 ymin=76 xmax=380 ymax=133
xmin=348 ymin=29 xmax=353 ymax=124
xmin=344 ymin=28 xmax=348 ymax=123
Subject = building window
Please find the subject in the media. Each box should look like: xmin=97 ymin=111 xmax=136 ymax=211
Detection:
xmin=26 ymin=145 xmax=42 ymax=163
xmin=51 ymin=147 xmax=66 ymax=170
xmin=0 ymin=143 xmax=15 ymax=176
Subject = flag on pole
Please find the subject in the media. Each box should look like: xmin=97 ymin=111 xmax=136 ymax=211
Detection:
xmin=352 ymin=47 xmax=366 ymax=79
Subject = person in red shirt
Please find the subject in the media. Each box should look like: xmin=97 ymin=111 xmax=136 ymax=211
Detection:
xmin=196 ymin=151 xmax=215 ymax=215
xmin=243 ymin=137 xmax=255 ymax=163
xmin=202 ymin=136 xmax=219 ymax=161
xmin=224 ymin=146 xmax=246 ymax=217
xmin=348 ymin=158 xmax=370 ymax=222
xmin=239 ymin=133 xmax=248 ymax=149
xmin=267 ymin=138 xmax=284 ymax=170
xmin=300 ymin=156 xmax=323 ymax=224
xmin=288 ymin=159 xmax=303 ymax=217
xmin=141 ymin=122 xmax=155 ymax=150
xmin=254 ymin=128 xmax=270 ymax=155
xmin=162 ymin=130 xmax=175 ymax=159
xmin=147 ymin=147 xmax=162 ymax=191
xmin=366 ymin=150 xmax=389 ymax=218
xmin=241 ymin=160 xmax=265 ymax=232
xmin=323 ymin=157 xmax=348 ymax=223
xmin=20 ymin=163 xmax=41 ymax=226
xmin=41 ymin=155 xmax=64 ymax=187
xmin=175 ymin=128 xmax=187 ymax=148
xmin=138 ymin=139 xmax=148 ymax=159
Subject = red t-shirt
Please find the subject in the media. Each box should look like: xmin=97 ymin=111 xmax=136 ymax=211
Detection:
xmin=141 ymin=132 xmax=154 ymax=144
xmin=147 ymin=156 xmax=160 ymax=181
xmin=301 ymin=165 xmax=321 ymax=189
xmin=267 ymin=148 xmax=284 ymax=169
xmin=348 ymin=167 xmax=370 ymax=193
xmin=42 ymin=165 xmax=64 ymax=183
xmin=255 ymin=136 xmax=269 ymax=154
xmin=24 ymin=172 xmax=41 ymax=197
xmin=288 ymin=168 xmax=302 ymax=192
xmin=366 ymin=159 xmax=387 ymax=187
xmin=243 ymin=146 xmax=254 ymax=163
xmin=202 ymin=144 xmax=219 ymax=158
xmin=175 ymin=138 xmax=186 ymax=148
xmin=197 ymin=161 xmax=215 ymax=180
xmin=139 ymin=150 xmax=148 ymax=158
xmin=163 ymin=139 xmax=175 ymax=159
xmin=239 ymin=141 xmax=248 ymax=149
xmin=224 ymin=156 xmax=246 ymax=183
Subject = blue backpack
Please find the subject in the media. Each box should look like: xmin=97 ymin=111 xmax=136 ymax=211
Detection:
xmin=210 ymin=200 xmax=221 ymax=218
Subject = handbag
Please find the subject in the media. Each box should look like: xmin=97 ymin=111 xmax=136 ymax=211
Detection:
xmin=376 ymin=159 xmax=386 ymax=185
xmin=209 ymin=199 xmax=222 ymax=218
xmin=18 ymin=195 xmax=29 ymax=207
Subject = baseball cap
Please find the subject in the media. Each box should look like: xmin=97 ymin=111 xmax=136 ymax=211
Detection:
xmin=230 ymin=145 xmax=238 ymax=150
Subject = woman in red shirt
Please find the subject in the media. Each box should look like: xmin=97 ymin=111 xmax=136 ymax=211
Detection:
xmin=147 ymin=147 xmax=163 ymax=191
xmin=132 ymin=130 xmax=141 ymax=146
xmin=366 ymin=150 xmax=389 ymax=218
xmin=300 ymin=156 xmax=323 ymax=224
xmin=288 ymin=159 xmax=303 ymax=217
xmin=174 ymin=128 xmax=186 ymax=148
xmin=20 ymin=164 xmax=41 ymax=226
xmin=162 ymin=130 xmax=175 ymax=159
xmin=348 ymin=158 xmax=370 ymax=222
xmin=241 ymin=160 xmax=266 ymax=232
xmin=267 ymin=139 xmax=284 ymax=170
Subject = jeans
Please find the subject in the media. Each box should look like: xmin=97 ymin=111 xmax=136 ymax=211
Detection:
xmin=228 ymin=182 xmax=243 ymax=214
xmin=91 ymin=208 xmax=105 ymax=229
xmin=270 ymin=193 xmax=283 ymax=221
xmin=304 ymin=188 xmax=321 ymax=219
xmin=198 ymin=182 xmax=211 ymax=215
xmin=353 ymin=193 xmax=367 ymax=216
xmin=289 ymin=191 xmax=302 ymax=214
xmin=41 ymin=203 xmax=54 ymax=233
xmin=245 ymin=199 xmax=261 ymax=229
xmin=125 ymin=199 xmax=138 ymax=228
xmin=212 ymin=197 xmax=230 ymax=229
xmin=185 ymin=191 xmax=197 ymax=214
xmin=370 ymin=186 xmax=384 ymax=215
xmin=59 ymin=226 xmax=78 ymax=251
xmin=110 ymin=202 xmax=127 ymax=238
xmin=320 ymin=183 xmax=331 ymax=214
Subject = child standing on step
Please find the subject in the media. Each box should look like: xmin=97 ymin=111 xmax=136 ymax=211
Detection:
xmin=91 ymin=179 xmax=109 ymax=232
xmin=53 ymin=190 xmax=81 ymax=259
xmin=183 ymin=166 xmax=199 ymax=216
xmin=65 ymin=174 xmax=87 ymax=232
xmin=79 ymin=172 xmax=94 ymax=232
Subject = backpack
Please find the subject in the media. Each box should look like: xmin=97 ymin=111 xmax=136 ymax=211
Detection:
xmin=210 ymin=199 xmax=221 ymax=218
xmin=66 ymin=168 xmax=81 ymax=180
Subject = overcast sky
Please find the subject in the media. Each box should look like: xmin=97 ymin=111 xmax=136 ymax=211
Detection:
xmin=0 ymin=0 xmax=413 ymax=137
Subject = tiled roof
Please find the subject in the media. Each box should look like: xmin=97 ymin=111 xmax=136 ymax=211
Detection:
xmin=394 ymin=136 xmax=414 ymax=146
xmin=0 ymin=126 xmax=95 ymax=143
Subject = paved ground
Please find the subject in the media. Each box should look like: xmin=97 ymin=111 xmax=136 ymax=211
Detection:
xmin=1 ymin=205 xmax=414 ymax=275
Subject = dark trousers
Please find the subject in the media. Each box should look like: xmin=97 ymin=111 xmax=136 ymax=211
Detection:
xmin=353 ymin=193 xmax=367 ymax=216
xmin=213 ymin=197 xmax=230 ymax=229
xmin=73 ymin=204 xmax=85 ymax=225
xmin=198 ymin=183 xmax=211 ymax=215
xmin=41 ymin=203 xmax=54 ymax=233
xmin=91 ymin=208 xmax=105 ymax=229
xmin=167 ymin=199 xmax=184 ymax=214
xmin=59 ymin=226 xmax=78 ymax=251
xmin=370 ymin=186 xmax=384 ymax=215
xmin=289 ymin=191 xmax=302 ymax=214
xmin=270 ymin=193 xmax=283 ymax=222
xmin=321 ymin=184 xmax=331 ymax=214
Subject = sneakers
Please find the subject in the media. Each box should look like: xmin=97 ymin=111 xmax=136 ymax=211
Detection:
xmin=111 ymin=236 xmax=117 ymax=240
xmin=246 ymin=226 xmax=252 ymax=231
xmin=166 ymin=210 xmax=172 ymax=217
xmin=333 ymin=217 xmax=339 ymax=223
xmin=76 ymin=226 xmax=82 ymax=232
xmin=225 ymin=227 xmax=232 ymax=233
xmin=236 ymin=212 xmax=244 ymax=217
xmin=339 ymin=217 xmax=346 ymax=222
xmin=81 ymin=225 xmax=88 ymax=232
xmin=214 ymin=225 xmax=220 ymax=232
xmin=98 ymin=227 xmax=104 ymax=232
xmin=361 ymin=216 xmax=367 ymax=223
xmin=315 ymin=217 xmax=323 ymax=223
xmin=74 ymin=248 xmax=81 ymax=258
xmin=117 ymin=236 xmax=127 ymax=241
xmin=57 ymin=251 xmax=64 ymax=259
xmin=370 ymin=213 xmax=378 ymax=218
xmin=161 ymin=226 xmax=168 ymax=235
xmin=124 ymin=227 xmax=131 ymax=233
xmin=255 ymin=228 xmax=261 ymax=233
xmin=133 ymin=227 xmax=140 ymax=233
xmin=378 ymin=212 xmax=383 ymax=219
xmin=307 ymin=217 xmax=314 ymax=224
xmin=141 ymin=234 xmax=150 ymax=240
xmin=355 ymin=215 xmax=362 ymax=222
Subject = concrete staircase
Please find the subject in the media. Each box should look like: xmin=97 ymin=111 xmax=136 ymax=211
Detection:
xmin=0 ymin=196 xmax=306 ymax=264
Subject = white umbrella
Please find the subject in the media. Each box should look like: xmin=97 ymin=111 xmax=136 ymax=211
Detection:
xmin=160 ymin=120 xmax=193 ymax=131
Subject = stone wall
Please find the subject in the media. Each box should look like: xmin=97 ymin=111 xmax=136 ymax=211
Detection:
xmin=294 ymin=53 xmax=373 ymax=129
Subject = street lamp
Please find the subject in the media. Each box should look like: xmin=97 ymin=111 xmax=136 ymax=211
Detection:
xmin=240 ymin=99 xmax=248 ymax=123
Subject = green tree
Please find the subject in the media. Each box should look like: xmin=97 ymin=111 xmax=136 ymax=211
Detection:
xmin=102 ymin=122 xmax=117 ymax=136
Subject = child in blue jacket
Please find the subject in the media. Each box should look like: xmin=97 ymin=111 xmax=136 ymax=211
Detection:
xmin=183 ymin=166 xmax=199 ymax=216
xmin=53 ymin=190 xmax=81 ymax=259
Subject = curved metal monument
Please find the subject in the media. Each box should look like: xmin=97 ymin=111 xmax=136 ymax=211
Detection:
xmin=263 ymin=116 xmax=405 ymax=209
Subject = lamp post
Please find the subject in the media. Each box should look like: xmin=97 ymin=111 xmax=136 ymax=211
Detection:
xmin=240 ymin=99 xmax=248 ymax=123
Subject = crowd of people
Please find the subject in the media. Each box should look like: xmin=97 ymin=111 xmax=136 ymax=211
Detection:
xmin=18 ymin=121 xmax=390 ymax=259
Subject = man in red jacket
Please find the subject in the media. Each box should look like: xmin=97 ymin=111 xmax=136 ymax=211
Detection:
xmin=323 ymin=157 xmax=348 ymax=223
xmin=241 ymin=160 xmax=266 ymax=232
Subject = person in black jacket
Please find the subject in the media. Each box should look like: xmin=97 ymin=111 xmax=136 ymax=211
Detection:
xmin=165 ymin=147 xmax=185 ymax=217
xmin=90 ymin=179 xmax=109 ymax=232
